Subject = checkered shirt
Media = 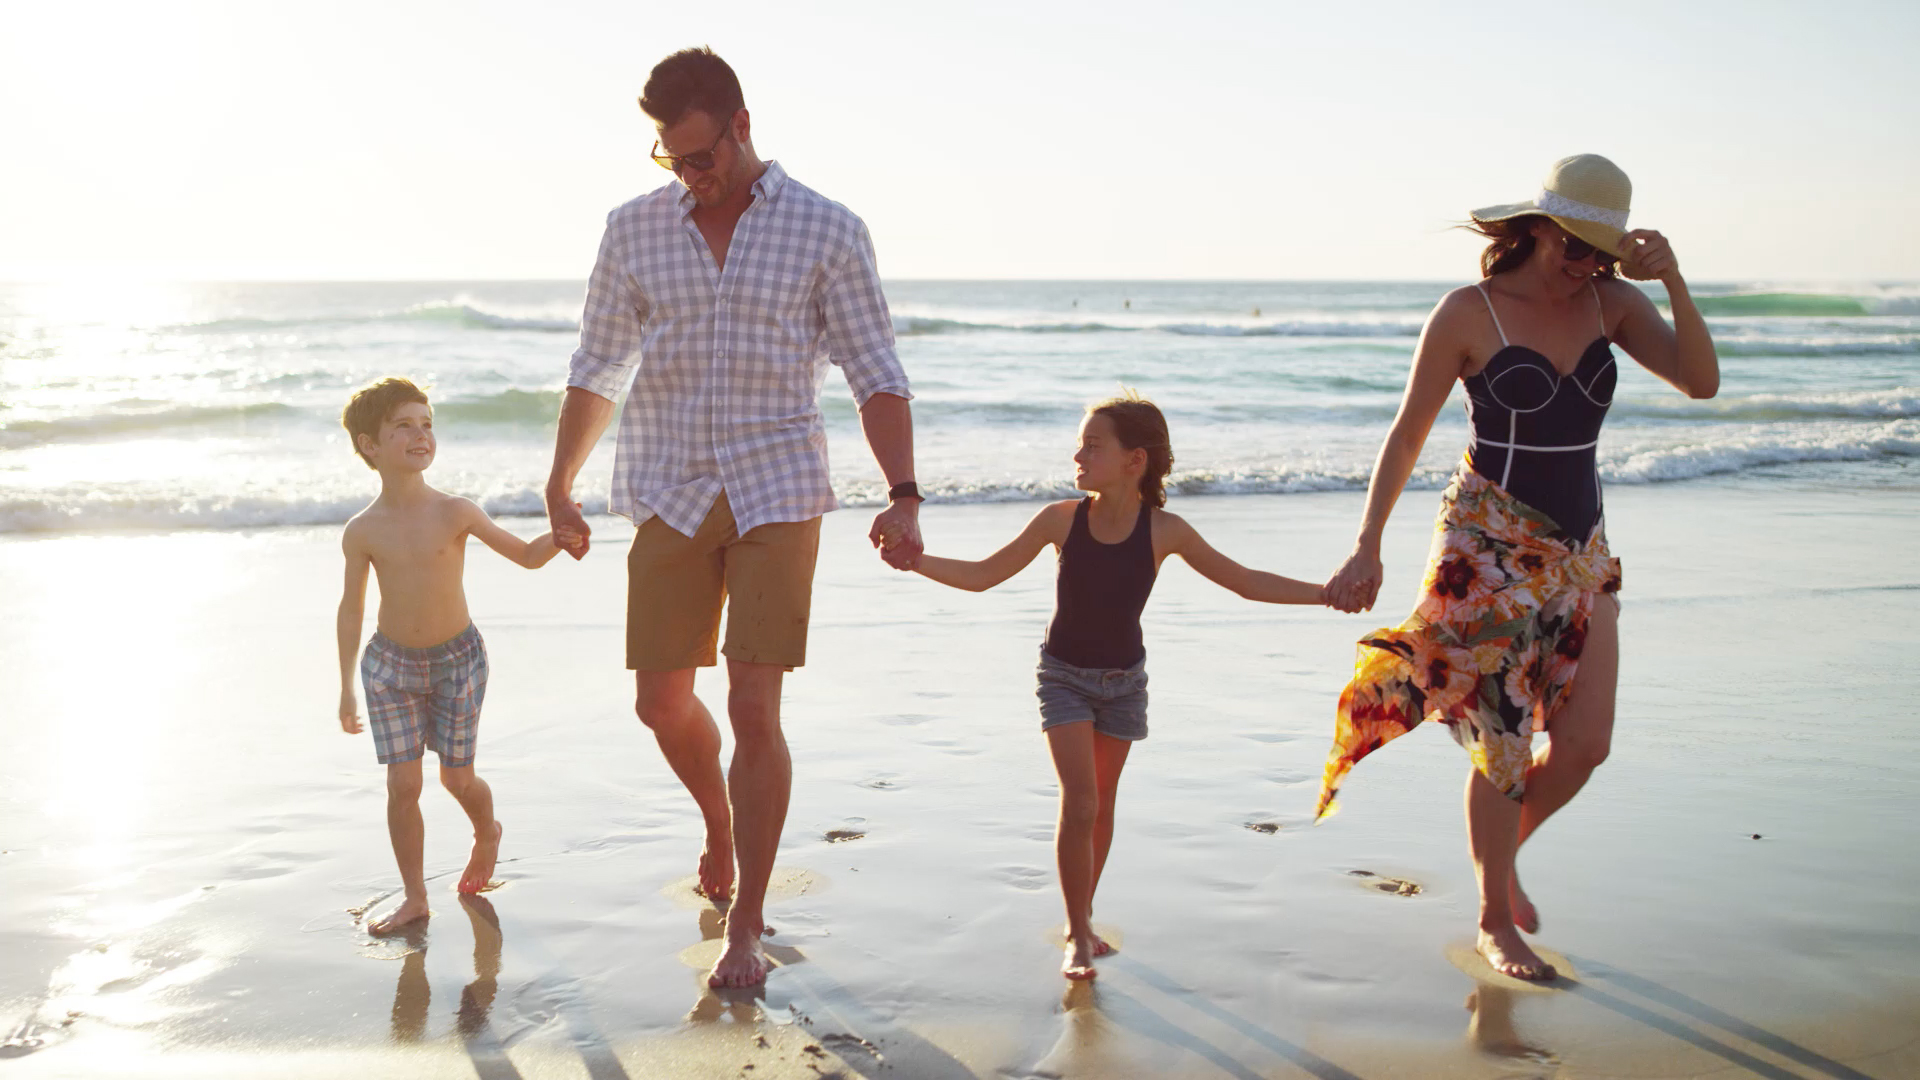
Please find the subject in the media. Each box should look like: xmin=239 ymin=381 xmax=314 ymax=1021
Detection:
xmin=567 ymin=160 xmax=912 ymax=537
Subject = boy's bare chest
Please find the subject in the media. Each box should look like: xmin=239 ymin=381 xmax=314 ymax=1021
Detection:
xmin=367 ymin=518 xmax=466 ymax=580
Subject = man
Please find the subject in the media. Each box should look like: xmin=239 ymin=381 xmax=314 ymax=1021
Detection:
xmin=545 ymin=46 xmax=922 ymax=988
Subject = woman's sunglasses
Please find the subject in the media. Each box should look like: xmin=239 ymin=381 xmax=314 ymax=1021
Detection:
xmin=1561 ymin=232 xmax=1618 ymax=266
xmin=650 ymin=122 xmax=730 ymax=175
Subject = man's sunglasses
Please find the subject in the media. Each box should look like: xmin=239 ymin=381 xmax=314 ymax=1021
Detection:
xmin=1561 ymin=232 xmax=1617 ymax=266
xmin=650 ymin=122 xmax=730 ymax=175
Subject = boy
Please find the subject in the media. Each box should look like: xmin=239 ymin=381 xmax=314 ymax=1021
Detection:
xmin=335 ymin=377 xmax=572 ymax=934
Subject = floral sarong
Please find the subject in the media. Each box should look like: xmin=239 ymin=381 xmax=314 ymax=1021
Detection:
xmin=1313 ymin=466 xmax=1621 ymax=820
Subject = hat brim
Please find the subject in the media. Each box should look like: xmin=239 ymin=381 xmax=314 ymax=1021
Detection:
xmin=1471 ymin=201 xmax=1625 ymax=257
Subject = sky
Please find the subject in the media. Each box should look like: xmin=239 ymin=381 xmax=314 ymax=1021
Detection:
xmin=3 ymin=0 xmax=1917 ymax=282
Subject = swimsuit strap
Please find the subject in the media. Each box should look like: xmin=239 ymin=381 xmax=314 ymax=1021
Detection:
xmin=1476 ymin=282 xmax=1510 ymax=347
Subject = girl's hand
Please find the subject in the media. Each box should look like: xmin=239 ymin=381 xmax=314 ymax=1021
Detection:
xmin=1617 ymin=229 xmax=1679 ymax=284
xmin=1325 ymin=546 xmax=1383 ymax=613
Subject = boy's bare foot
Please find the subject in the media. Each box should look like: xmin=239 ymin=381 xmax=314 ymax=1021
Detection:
xmin=370 ymin=896 xmax=431 ymax=935
xmin=1476 ymin=925 xmax=1556 ymax=981
xmin=696 ymin=837 xmax=735 ymax=904
xmin=706 ymin=919 xmax=768 ymax=988
xmin=1060 ymin=923 xmax=1113 ymax=957
xmin=1062 ymin=937 xmax=1097 ymax=981
xmin=458 ymin=821 xmax=503 ymax=894
xmin=1509 ymin=878 xmax=1539 ymax=934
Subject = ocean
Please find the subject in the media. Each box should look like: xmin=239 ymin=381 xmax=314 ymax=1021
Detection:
xmin=2 ymin=278 xmax=1916 ymax=534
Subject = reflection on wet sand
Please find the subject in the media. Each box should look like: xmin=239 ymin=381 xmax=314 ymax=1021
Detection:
xmin=384 ymin=896 xmax=506 ymax=1044
xmin=1464 ymin=983 xmax=1558 ymax=1067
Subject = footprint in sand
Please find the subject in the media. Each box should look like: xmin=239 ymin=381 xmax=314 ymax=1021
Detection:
xmin=1244 ymin=821 xmax=1282 ymax=834
xmin=1347 ymin=869 xmax=1423 ymax=897
xmin=824 ymin=829 xmax=866 ymax=843
xmin=661 ymin=867 xmax=830 ymax=910
xmin=858 ymin=773 xmax=903 ymax=791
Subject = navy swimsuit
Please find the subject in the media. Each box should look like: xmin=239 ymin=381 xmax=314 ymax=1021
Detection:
xmin=1462 ymin=282 xmax=1617 ymax=540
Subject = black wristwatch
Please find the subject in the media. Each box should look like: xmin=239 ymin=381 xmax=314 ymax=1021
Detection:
xmin=887 ymin=481 xmax=923 ymax=503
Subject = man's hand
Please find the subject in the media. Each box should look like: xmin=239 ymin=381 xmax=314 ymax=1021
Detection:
xmin=339 ymin=691 xmax=363 ymax=735
xmin=547 ymin=492 xmax=591 ymax=559
xmin=869 ymin=499 xmax=923 ymax=571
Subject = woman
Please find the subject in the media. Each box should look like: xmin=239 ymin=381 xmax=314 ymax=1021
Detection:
xmin=1317 ymin=154 xmax=1719 ymax=980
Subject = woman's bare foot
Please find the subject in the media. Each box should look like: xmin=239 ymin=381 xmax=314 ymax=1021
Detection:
xmin=1509 ymin=878 xmax=1539 ymax=934
xmin=707 ymin=919 xmax=768 ymax=988
xmin=696 ymin=837 xmax=735 ymax=904
xmin=370 ymin=895 xmax=431 ymax=935
xmin=1476 ymin=925 xmax=1556 ymax=981
xmin=1062 ymin=937 xmax=1097 ymax=981
xmin=458 ymin=821 xmax=503 ymax=894
xmin=1060 ymin=923 xmax=1113 ymax=957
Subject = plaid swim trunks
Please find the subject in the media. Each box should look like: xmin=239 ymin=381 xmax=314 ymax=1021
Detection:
xmin=359 ymin=623 xmax=488 ymax=767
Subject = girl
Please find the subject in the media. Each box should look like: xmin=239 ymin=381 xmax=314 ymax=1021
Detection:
xmin=900 ymin=393 xmax=1325 ymax=980
xmin=1318 ymin=154 xmax=1719 ymax=981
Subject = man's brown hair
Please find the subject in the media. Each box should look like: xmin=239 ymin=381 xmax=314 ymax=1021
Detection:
xmin=639 ymin=46 xmax=745 ymax=129
xmin=341 ymin=377 xmax=429 ymax=469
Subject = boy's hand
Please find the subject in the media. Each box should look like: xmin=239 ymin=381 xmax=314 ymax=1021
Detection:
xmin=547 ymin=494 xmax=591 ymax=559
xmin=339 ymin=692 xmax=363 ymax=734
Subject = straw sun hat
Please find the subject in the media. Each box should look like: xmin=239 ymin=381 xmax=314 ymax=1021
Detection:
xmin=1471 ymin=154 xmax=1632 ymax=258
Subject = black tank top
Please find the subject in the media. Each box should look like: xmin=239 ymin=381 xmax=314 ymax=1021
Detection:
xmin=1462 ymin=282 xmax=1617 ymax=540
xmin=1042 ymin=498 xmax=1157 ymax=669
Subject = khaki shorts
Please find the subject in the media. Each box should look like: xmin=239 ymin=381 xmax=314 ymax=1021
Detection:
xmin=626 ymin=492 xmax=822 ymax=671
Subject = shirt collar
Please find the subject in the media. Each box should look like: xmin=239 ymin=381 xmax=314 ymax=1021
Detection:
xmin=675 ymin=159 xmax=788 ymax=217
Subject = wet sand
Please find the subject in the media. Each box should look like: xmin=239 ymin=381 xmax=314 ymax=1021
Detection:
xmin=2 ymin=474 xmax=1917 ymax=1078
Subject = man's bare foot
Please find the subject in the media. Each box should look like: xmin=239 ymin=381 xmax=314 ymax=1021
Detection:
xmin=1477 ymin=925 xmax=1556 ymax=981
xmin=1061 ymin=923 xmax=1113 ymax=957
xmin=370 ymin=896 xmax=431 ymax=935
xmin=1062 ymin=937 xmax=1097 ymax=981
xmin=458 ymin=821 xmax=503 ymax=894
xmin=1509 ymin=878 xmax=1539 ymax=934
xmin=696 ymin=838 xmax=735 ymax=905
xmin=707 ymin=920 xmax=769 ymax=988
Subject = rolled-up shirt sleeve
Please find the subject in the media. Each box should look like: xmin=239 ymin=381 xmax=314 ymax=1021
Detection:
xmin=819 ymin=218 xmax=911 ymax=406
xmin=567 ymin=210 xmax=650 ymax=402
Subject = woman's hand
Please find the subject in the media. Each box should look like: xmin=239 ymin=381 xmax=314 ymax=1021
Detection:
xmin=1617 ymin=229 xmax=1680 ymax=284
xmin=1325 ymin=544 xmax=1384 ymax=613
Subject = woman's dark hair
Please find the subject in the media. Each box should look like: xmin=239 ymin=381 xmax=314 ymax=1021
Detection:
xmin=1087 ymin=392 xmax=1174 ymax=508
xmin=1462 ymin=214 xmax=1617 ymax=280
xmin=639 ymin=46 xmax=745 ymax=128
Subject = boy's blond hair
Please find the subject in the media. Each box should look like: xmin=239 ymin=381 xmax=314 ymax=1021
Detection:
xmin=341 ymin=377 xmax=430 ymax=469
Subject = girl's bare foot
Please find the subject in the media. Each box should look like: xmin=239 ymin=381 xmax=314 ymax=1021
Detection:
xmin=1509 ymin=878 xmax=1539 ymax=934
xmin=1062 ymin=937 xmax=1098 ymax=981
xmin=707 ymin=919 xmax=768 ymax=988
xmin=1476 ymin=925 xmax=1556 ymax=981
xmin=370 ymin=896 xmax=431 ymax=935
xmin=696 ymin=838 xmax=735 ymax=904
xmin=458 ymin=821 xmax=503 ymax=894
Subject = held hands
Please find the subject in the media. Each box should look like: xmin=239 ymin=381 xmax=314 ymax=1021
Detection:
xmin=1617 ymin=229 xmax=1680 ymax=284
xmin=339 ymin=691 xmax=363 ymax=735
xmin=546 ymin=494 xmax=590 ymax=559
xmin=869 ymin=499 xmax=923 ymax=571
xmin=1324 ymin=545 xmax=1384 ymax=613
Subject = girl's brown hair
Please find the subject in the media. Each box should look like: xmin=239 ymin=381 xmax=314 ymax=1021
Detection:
xmin=1087 ymin=391 xmax=1174 ymax=508
xmin=1463 ymin=214 xmax=1617 ymax=280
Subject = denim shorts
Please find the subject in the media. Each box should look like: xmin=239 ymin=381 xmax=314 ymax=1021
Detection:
xmin=1035 ymin=650 xmax=1149 ymax=741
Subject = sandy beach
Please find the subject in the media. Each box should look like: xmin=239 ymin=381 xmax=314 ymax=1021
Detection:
xmin=2 ymin=470 xmax=1916 ymax=1079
